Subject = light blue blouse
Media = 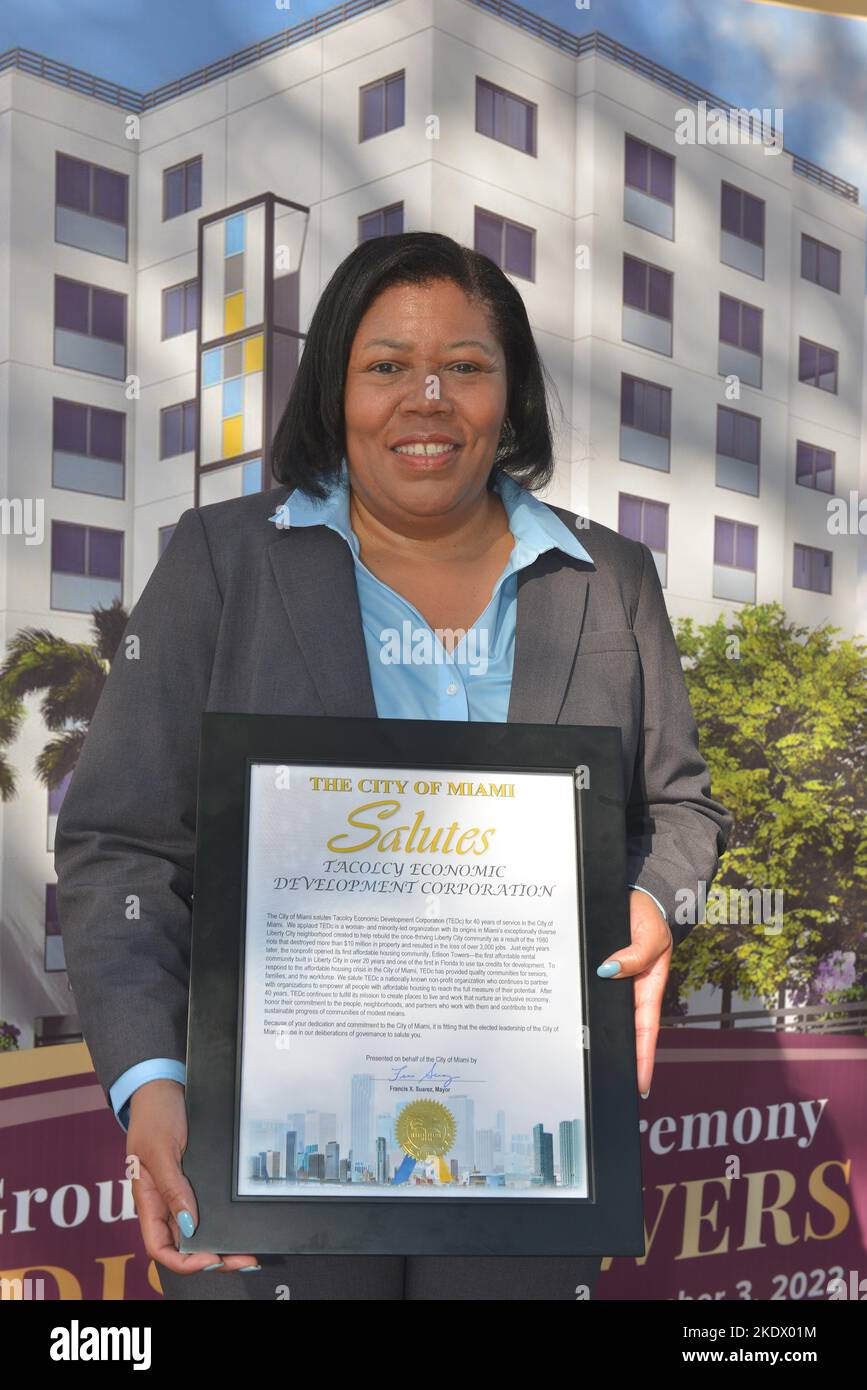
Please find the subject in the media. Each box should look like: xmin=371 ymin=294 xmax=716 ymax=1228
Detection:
xmin=271 ymin=460 xmax=592 ymax=722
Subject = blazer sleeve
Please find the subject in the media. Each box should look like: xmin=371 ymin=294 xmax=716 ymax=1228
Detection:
xmin=625 ymin=541 xmax=733 ymax=947
xmin=53 ymin=506 xmax=223 ymax=1109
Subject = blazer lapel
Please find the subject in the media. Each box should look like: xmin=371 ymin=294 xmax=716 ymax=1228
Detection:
xmin=268 ymin=525 xmax=378 ymax=718
xmin=268 ymin=522 xmax=591 ymax=726
xmin=507 ymin=551 xmax=591 ymax=725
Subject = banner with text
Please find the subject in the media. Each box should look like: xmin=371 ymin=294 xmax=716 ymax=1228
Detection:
xmin=1 ymin=1033 xmax=865 ymax=1300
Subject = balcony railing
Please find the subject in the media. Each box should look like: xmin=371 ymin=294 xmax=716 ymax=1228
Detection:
xmin=0 ymin=0 xmax=859 ymax=204
xmin=0 ymin=0 xmax=394 ymax=112
xmin=0 ymin=46 xmax=143 ymax=109
xmin=792 ymin=153 xmax=860 ymax=203
xmin=141 ymin=0 xmax=392 ymax=109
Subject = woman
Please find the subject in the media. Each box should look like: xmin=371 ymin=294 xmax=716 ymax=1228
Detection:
xmin=55 ymin=232 xmax=732 ymax=1301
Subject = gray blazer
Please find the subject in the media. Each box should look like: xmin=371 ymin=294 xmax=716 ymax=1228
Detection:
xmin=54 ymin=483 xmax=732 ymax=1112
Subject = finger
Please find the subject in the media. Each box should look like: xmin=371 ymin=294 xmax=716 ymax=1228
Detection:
xmin=596 ymin=936 xmax=667 ymax=978
xmin=133 ymin=1166 xmax=222 ymax=1274
xmin=134 ymin=1166 xmax=259 ymax=1273
xmin=162 ymin=1211 xmax=260 ymax=1271
xmin=597 ymin=917 xmax=672 ymax=979
xmin=156 ymin=1196 xmax=260 ymax=1271
xmin=212 ymin=1255 xmax=262 ymax=1272
xmin=139 ymin=1133 xmax=200 ymax=1238
xmin=634 ymin=963 xmax=668 ymax=1095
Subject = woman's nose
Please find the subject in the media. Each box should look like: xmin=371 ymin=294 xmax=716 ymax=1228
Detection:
xmin=397 ymin=370 xmax=455 ymax=410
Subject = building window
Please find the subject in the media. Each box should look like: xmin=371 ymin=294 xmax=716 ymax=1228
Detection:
xmin=52 ymin=398 xmax=125 ymax=498
xmin=719 ymin=294 xmax=762 ymax=352
xmin=201 ymin=332 xmax=265 ymax=475
xmin=34 ymin=1016 xmax=82 ymax=1046
xmin=622 ymin=254 xmax=673 ymax=356
xmin=54 ymin=276 xmax=126 ymax=380
xmin=793 ymin=543 xmax=832 ymax=595
xmin=48 ymin=772 xmax=71 ymax=817
xmin=199 ymin=459 xmax=262 ymax=504
xmin=801 ymin=234 xmax=841 ymax=293
xmin=51 ymin=521 xmax=123 ymax=613
xmin=623 ymin=256 xmax=673 ymax=319
xmin=199 ymin=208 xmax=270 ymax=342
xmin=474 ymin=208 xmax=535 ymax=281
xmin=46 ymin=770 xmax=73 ymax=853
xmin=618 ymin=493 xmax=669 ymax=586
xmin=720 ymin=182 xmax=765 ymax=278
xmin=718 ymin=293 xmax=762 ymax=389
xmin=721 ymin=183 xmax=765 ymax=245
xmin=359 ymin=203 xmax=404 ymax=242
xmin=795 ymin=440 xmax=835 ymax=494
xmin=45 ymin=884 xmax=65 ymax=972
xmin=159 ymin=524 xmax=177 ymax=556
xmin=55 ymin=152 xmax=128 ymax=260
xmin=798 ymin=337 xmax=838 ymax=393
xmin=160 ymin=400 xmax=197 ymax=458
xmin=476 ymin=77 xmax=537 ymax=155
xmin=359 ymin=70 xmax=405 ymax=140
xmin=713 ymin=517 xmax=757 ymax=602
xmin=619 ymin=375 xmax=671 ymax=471
xmin=163 ymin=156 xmax=202 ymax=220
xmin=716 ymin=406 xmax=760 ymax=496
xmin=624 ymin=135 xmax=674 ymax=239
xmin=162 ymin=279 xmax=199 ymax=339
xmin=625 ymin=135 xmax=674 ymax=202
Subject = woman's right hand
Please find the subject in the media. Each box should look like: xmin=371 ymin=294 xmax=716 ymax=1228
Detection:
xmin=127 ymin=1078 xmax=259 ymax=1276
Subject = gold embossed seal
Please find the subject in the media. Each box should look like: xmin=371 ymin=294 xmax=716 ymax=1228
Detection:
xmin=396 ymin=1099 xmax=456 ymax=1159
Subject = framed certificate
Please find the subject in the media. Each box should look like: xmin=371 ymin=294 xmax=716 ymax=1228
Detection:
xmin=180 ymin=714 xmax=644 ymax=1256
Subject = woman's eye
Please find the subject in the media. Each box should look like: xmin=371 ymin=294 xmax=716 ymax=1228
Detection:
xmin=368 ymin=360 xmax=481 ymax=377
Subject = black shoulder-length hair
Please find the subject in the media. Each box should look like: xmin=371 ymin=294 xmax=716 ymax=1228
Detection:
xmin=271 ymin=231 xmax=556 ymax=499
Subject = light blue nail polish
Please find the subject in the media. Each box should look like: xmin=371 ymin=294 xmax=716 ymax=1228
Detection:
xmin=238 ymin=1264 xmax=261 ymax=1272
xmin=176 ymin=1210 xmax=195 ymax=1238
xmin=201 ymin=1262 xmax=224 ymax=1271
xmin=640 ymin=1090 xmax=650 ymax=1100
xmin=597 ymin=961 xmax=621 ymax=978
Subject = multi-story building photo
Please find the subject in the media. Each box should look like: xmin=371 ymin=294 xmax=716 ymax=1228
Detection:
xmin=0 ymin=0 xmax=865 ymax=1044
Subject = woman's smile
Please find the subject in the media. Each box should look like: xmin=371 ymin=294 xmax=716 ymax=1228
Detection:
xmin=390 ymin=437 xmax=463 ymax=471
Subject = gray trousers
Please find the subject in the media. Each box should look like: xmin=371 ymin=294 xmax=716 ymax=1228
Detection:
xmin=159 ymin=1255 xmax=602 ymax=1301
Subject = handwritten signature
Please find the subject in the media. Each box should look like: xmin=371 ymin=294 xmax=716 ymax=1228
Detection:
xmin=389 ymin=1062 xmax=460 ymax=1089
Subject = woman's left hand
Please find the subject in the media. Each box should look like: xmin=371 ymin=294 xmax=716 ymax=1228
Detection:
xmin=596 ymin=889 xmax=674 ymax=1099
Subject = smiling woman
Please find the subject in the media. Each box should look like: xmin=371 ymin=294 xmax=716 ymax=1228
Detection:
xmin=271 ymin=235 xmax=555 ymax=639
xmin=54 ymin=229 xmax=732 ymax=1304
xmin=273 ymin=232 xmax=554 ymax=499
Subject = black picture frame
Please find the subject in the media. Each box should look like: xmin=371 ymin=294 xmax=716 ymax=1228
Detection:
xmin=180 ymin=713 xmax=644 ymax=1257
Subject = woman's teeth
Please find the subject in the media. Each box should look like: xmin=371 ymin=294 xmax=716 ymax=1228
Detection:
xmin=393 ymin=443 xmax=457 ymax=456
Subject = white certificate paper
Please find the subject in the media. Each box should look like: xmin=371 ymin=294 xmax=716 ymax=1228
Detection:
xmin=237 ymin=762 xmax=588 ymax=1198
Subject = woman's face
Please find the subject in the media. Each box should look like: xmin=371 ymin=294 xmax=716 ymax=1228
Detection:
xmin=343 ymin=278 xmax=508 ymax=527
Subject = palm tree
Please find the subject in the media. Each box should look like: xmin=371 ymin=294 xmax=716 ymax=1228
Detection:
xmin=0 ymin=686 xmax=25 ymax=802
xmin=0 ymin=599 xmax=129 ymax=797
